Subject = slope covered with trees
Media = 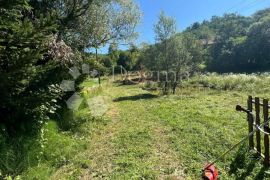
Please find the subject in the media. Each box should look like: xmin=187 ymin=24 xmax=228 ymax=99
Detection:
xmin=185 ymin=8 xmax=270 ymax=72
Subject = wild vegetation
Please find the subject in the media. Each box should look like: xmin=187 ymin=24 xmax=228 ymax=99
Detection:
xmin=0 ymin=0 xmax=141 ymax=178
xmin=1 ymin=0 xmax=270 ymax=179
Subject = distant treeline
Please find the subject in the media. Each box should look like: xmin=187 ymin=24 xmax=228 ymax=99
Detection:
xmin=185 ymin=8 xmax=270 ymax=73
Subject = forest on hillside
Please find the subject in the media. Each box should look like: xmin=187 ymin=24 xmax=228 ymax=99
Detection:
xmin=109 ymin=8 xmax=270 ymax=74
xmin=1 ymin=0 xmax=270 ymax=179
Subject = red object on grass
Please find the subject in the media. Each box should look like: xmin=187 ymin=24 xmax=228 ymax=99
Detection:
xmin=202 ymin=164 xmax=218 ymax=180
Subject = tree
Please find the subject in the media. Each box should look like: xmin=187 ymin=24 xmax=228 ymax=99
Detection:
xmin=166 ymin=36 xmax=191 ymax=93
xmin=108 ymin=43 xmax=119 ymax=66
xmin=117 ymin=45 xmax=139 ymax=71
xmin=128 ymin=44 xmax=140 ymax=70
xmin=67 ymin=0 xmax=141 ymax=52
xmin=153 ymin=11 xmax=177 ymax=92
xmin=154 ymin=11 xmax=177 ymax=43
xmin=185 ymin=13 xmax=253 ymax=72
xmin=0 ymin=0 xmax=70 ymax=134
xmin=141 ymin=34 xmax=203 ymax=93
xmin=140 ymin=43 xmax=160 ymax=75
xmin=70 ymin=0 xmax=141 ymax=84
xmin=163 ymin=33 xmax=204 ymax=93
xmin=245 ymin=15 xmax=270 ymax=71
xmin=29 ymin=0 xmax=94 ymax=41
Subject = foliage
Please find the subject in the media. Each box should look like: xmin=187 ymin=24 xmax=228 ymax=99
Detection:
xmin=67 ymin=0 xmax=142 ymax=51
xmin=141 ymin=16 xmax=204 ymax=93
xmin=185 ymin=8 xmax=270 ymax=72
xmin=245 ymin=15 xmax=270 ymax=70
xmin=168 ymin=33 xmax=204 ymax=77
xmin=0 ymin=78 xmax=106 ymax=178
xmin=0 ymin=0 xmax=65 ymax=134
xmin=84 ymin=55 xmax=108 ymax=75
xmin=153 ymin=11 xmax=177 ymax=77
xmin=0 ymin=0 xmax=141 ymax=177
xmin=154 ymin=11 xmax=177 ymax=43
xmin=108 ymin=43 xmax=119 ymax=66
xmin=117 ymin=45 xmax=140 ymax=71
xmin=29 ymin=0 xmax=94 ymax=44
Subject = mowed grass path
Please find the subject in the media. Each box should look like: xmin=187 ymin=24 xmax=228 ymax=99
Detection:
xmin=53 ymin=81 xmax=269 ymax=179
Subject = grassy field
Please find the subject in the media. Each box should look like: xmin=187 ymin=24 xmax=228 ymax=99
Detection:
xmin=20 ymin=74 xmax=270 ymax=179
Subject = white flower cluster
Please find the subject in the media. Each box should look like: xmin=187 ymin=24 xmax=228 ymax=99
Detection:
xmin=46 ymin=35 xmax=74 ymax=65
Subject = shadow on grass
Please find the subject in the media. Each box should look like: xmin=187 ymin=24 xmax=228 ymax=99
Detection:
xmin=113 ymin=94 xmax=158 ymax=102
xmin=229 ymin=144 xmax=270 ymax=179
xmin=116 ymin=81 xmax=139 ymax=86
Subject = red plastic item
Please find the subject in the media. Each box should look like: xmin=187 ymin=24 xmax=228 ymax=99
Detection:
xmin=202 ymin=164 xmax=218 ymax=180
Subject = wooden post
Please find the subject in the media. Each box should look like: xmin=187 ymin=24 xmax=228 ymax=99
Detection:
xmin=255 ymin=97 xmax=261 ymax=154
xmin=263 ymin=99 xmax=269 ymax=167
xmin=248 ymin=96 xmax=254 ymax=149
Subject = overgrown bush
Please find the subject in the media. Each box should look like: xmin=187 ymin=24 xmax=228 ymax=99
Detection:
xmin=0 ymin=1 xmax=79 ymax=177
xmin=0 ymin=1 xmax=63 ymax=135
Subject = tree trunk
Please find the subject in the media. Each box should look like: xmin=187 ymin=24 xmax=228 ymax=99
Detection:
xmin=164 ymin=81 xmax=168 ymax=94
xmin=172 ymin=81 xmax=177 ymax=94
xmin=173 ymin=71 xmax=179 ymax=94
xmin=164 ymin=40 xmax=169 ymax=94
xmin=96 ymin=47 xmax=101 ymax=85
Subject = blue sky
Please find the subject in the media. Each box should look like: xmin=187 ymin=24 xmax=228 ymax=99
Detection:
xmin=99 ymin=0 xmax=270 ymax=53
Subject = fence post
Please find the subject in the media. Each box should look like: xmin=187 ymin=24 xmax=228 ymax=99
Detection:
xmin=255 ymin=97 xmax=261 ymax=154
xmin=263 ymin=99 xmax=269 ymax=167
xmin=248 ymin=96 xmax=254 ymax=149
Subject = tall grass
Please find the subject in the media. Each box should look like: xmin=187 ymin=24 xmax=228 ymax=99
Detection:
xmin=185 ymin=73 xmax=270 ymax=93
